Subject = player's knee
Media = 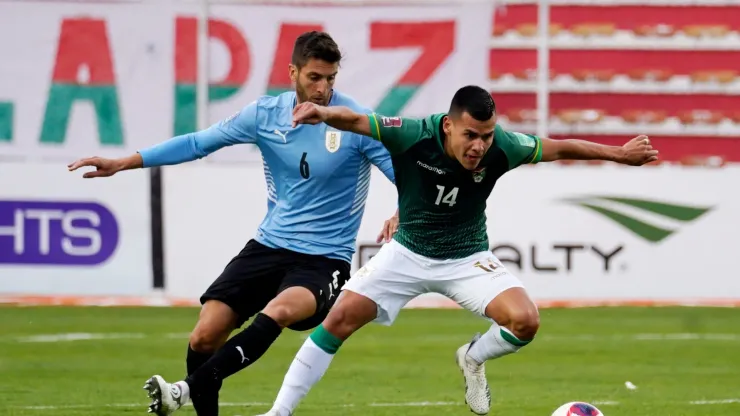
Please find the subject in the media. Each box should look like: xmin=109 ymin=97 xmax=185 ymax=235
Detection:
xmin=189 ymin=302 xmax=237 ymax=352
xmin=189 ymin=325 xmax=226 ymax=353
xmin=322 ymin=294 xmax=376 ymax=340
xmin=322 ymin=307 xmax=357 ymax=340
xmin=508 ymin=306 xmax=540 ymax=340
xmin=263 ymin=303 xmax=308 ymax=328
xmin=263 ymin=287 xmax=318 ymax=328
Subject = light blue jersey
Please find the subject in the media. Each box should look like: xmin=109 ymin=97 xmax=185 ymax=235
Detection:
xmin=138 ymin=90 xmax=395 ymax=263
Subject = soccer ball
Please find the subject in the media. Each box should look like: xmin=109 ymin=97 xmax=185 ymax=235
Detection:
xmin=551 ymin=401 xmax=604 ymax=416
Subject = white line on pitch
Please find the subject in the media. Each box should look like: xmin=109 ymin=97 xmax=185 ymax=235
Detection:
xmin=14 ymin=333 xmax=146 ymax=342
xmin=690 ymin=399 xmax=740 ymax=405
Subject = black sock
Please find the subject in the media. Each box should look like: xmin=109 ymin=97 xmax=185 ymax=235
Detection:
xmin=187 ymin=344 xmax=213 ymax=376
xmin=185 ymin=313 xmax=283 ymax=398
xmin=187 ymin=345 xmax=216 ymax=415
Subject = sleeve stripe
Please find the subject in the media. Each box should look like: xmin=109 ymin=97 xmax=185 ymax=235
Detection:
xmin=369 ymin=113 xmax=382 ymax=142
xmin=528 ymin=138 xmax=542 ymax=164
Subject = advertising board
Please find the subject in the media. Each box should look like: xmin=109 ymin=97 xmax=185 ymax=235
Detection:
xmin=162 ymin=163 xmax=738 ymax=306
xmin=0 ymin=162 xmax=152 ymax=296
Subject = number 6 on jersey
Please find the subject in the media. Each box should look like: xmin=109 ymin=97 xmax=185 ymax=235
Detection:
xmin=435 ymin=185 xmax=458 ymax=206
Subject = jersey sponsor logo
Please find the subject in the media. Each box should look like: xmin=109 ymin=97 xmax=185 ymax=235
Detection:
xmin=381 ymin=116 xmax=402 ymax=127
xmin=472 ymin=167 xmax=486 ymax=183
xmin=325 ymin=131 xmax=341 ymax=153
xmin=417 ymin=160 xmax=445 ymax=175
xmin=273 ymin=129 xmax=288 ymax=143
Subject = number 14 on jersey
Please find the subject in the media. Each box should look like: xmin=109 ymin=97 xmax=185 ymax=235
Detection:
xmin=435 ymin=185 xmax=458 ymax=207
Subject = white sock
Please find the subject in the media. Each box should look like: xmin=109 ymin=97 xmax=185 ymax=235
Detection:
xmin=173 ymin=381 xmax=190 ymax=404
xmin=272 ymin=337 xmax=336 ymax=415
xmin=466 ymin=324 xmax=530 ymax=365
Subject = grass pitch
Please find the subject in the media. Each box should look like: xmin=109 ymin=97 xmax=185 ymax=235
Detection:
xmin=1 ymin=306 xmax=739 ymax=415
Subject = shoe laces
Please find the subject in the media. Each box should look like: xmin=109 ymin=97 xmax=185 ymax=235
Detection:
xmin=465 ymin=356 xmax=486 ymax=383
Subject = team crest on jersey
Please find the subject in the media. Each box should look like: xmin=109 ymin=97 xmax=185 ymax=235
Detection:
xmin=472 ymin=167 xmax=487 ymax=183
xmin=325 ymin=130 xmax=342 ymax=153
xmin=381 ymin=116 xmax=402 ymax=127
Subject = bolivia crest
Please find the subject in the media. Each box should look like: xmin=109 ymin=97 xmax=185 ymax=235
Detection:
xmin=472 ymin=167 xmax=486 ymax=183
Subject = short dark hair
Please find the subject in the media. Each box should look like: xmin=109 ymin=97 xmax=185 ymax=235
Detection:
xmin=448 ymin=85 xmax=496 ymax=122
xmin=291 ymin=31 xmax=342 ymax=68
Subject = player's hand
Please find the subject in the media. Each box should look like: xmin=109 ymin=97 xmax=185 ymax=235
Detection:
xmin=292 ymin=102 xmax=326 ymax=127
xmin=620 ymin=135 xmax=659 ymax=166
xmin=376 ymin=212 xmax=399 ymax=244
xmin=67 ymin=156 xmax=124 ymax=178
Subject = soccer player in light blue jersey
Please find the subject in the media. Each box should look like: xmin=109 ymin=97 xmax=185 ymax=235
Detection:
xmin=67 ymin=32 xmax=396 ymax=416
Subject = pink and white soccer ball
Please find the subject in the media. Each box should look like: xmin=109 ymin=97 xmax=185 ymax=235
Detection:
xmin=551 ymin=401 xmax=605 ymax=416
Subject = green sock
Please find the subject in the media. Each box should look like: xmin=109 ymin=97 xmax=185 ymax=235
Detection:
xmin=309 ymin=324 xmax=344 ymax=354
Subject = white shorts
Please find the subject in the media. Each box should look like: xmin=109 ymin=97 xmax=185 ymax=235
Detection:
xmin=342 ymin=240 xmax=525 ymax=326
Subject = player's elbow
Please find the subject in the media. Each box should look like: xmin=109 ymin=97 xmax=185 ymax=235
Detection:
xmin=182 ymin=134 xmax=204 ymax=160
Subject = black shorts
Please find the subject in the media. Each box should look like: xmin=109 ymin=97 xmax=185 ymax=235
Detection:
xmin=200 ymin=239 xmax=351 ymax=331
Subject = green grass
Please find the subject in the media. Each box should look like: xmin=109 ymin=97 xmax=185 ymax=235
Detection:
xmin=1 ymin=306 xmax=739 ymax=415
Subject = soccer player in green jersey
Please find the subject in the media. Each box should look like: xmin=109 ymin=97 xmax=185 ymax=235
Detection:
xmin=257 ymin=85 xmax=658 ymax=416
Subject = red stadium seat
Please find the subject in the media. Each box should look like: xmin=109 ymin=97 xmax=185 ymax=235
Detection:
xmin=621 ymin=110 xmax=668 ymax=124
xmin=677 ymin=110 xmax=725 ymax=125
xmin=514 ymin=23 xmax=563 ymax=37
xmin=504 ymin=108 xmax=538 ymax=123
xmin=570 ymin=23 xmax=616 ymax=37
xmin=690 ymin=70 xmax=738 ymax=84
xmin=492 ymin=24 xmax=508 ymax=37
xmin=627 ymin=69 xmax=674 ymax=82
xmin=556 ymin=109 xmax=605 ymax=124
xmin=683 ymin=24 xmax=730 ymax=38
xmin=633 ymin=24 xmax=677 ymax=37
xmin=571 ymin=69 xmax=616 ymax=82
xmin=679 ymin=155 xmax=726 ymax=167
xmin=512 ymin=69 xmax=556 ymax=81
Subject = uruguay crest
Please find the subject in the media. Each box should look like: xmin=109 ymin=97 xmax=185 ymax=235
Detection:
xmin=325 ymin=130 xmax=341 ymax=153
xmin=472 ymin=167 xmax=486 ymax=183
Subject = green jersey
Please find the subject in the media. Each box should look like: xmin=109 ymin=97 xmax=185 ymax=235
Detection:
xmin=368 ymin=113 xmax=542 ymax=259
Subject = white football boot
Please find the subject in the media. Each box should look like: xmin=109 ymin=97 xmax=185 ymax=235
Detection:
xmin=143 ymin=375 xmax=187 ymax=415
xmin=455 ymin=333 xmax=491 ymax=415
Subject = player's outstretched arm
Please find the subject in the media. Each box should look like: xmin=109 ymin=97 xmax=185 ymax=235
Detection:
xmin=68 ymin=102 xmax=259 ymax=178
xmin=293 ymin=102 xmax=372 ymax=137
xmin=67 ymin=153 xmax=143 ymax=178
xmin=540 ymin=135 xmax=659 ymax=166
xmin=67 ymin=129 xmax=228 ymax=179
